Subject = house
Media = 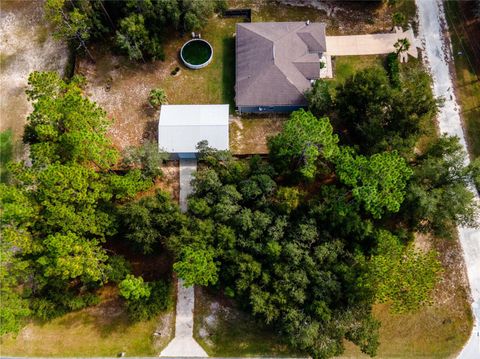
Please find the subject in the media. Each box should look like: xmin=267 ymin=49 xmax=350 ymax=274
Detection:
xmin=235 ymin=21 xmax=331 ymax=113
xmin=158 ymin=104 xmax=229 ymax=159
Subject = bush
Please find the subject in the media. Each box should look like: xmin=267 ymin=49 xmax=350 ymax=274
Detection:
xmin=171 ymin=67 xmax=180 ymax=76
xmin=119 ymin=277 xmax=171 ymax=322
xmin=106 ymin=255 xmax=132 ymax=283
xmin=149 ymin=88 xmax=167 ymax=108
xmin=385 ymin=52 xmax=400 ymax=87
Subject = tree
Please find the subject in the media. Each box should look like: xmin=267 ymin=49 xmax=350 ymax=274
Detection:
xmin=122 ymin=141 xmax=169 ymax=179
xmin=119 ymin=190 xmax=184 ymax=254
xmin=268 ymin=109 xmax=339 ymax=180
xmin=335 ymin=67 xmax=437 ymax=155
xmin=24 ymin=71 xmax=118 ymax=169
xmin=44 ymin=0 xmax=94 ymax=60
xmin=305 ymin=79 xmax=333 ymax=119
xmin=0 ymin=71 xmax=156 ymax=324
xmin=335 ymin=148 xmax=413 ymax=218
xmin=394 ymin=38 xmax=410 ymax=55
xmin=400 ymin=135 xmax=479 ymax=237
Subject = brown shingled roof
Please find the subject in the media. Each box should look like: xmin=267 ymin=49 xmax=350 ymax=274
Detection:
xmin=235 ymin=22 xmax=327 ymax=108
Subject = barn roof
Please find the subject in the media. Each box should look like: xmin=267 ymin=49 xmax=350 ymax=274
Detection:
xmin=158 ymin=105 xmax=229 ymax=153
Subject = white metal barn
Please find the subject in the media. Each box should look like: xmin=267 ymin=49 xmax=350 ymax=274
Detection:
xmin=158 ymin=104 xmax=229 ymax=159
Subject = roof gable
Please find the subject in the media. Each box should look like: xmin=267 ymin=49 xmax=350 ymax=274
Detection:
xmin=235 ymin=22 xmax=327 ymax=107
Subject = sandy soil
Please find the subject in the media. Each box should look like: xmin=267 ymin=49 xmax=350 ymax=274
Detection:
xmin=0 ymin=0 xmax=68 ymax=141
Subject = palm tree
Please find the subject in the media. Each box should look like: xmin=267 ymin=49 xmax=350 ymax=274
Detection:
xmin=394 ymin=38 xmax=410 ymax=55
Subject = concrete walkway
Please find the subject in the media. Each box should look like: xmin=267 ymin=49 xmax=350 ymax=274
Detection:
xmin=326 ymin=27 xmax=418 ymax=58
xmin=160 ymin=158 xmax=207 ymax=357
xmin=416 ymin=1 xmax=480 ymax=358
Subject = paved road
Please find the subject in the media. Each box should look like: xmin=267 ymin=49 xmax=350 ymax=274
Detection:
xmin=160 ymin=158 xmax=208 ymax=357
xmin=326 ymin=27 xmax=418 ymax=58
xmin=416 ymin=1 xmax=480 ymax=358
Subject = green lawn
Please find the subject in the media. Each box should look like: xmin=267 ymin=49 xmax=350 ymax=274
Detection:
xmin=444 ymin=0 xmax=480 ymax=160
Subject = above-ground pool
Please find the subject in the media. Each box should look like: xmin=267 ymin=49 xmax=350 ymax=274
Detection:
xmin=180 ymin=39 xmax=213 ymax=69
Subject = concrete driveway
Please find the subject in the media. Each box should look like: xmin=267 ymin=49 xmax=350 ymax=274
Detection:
xmin=326 ymin=27 xmax=418 ymax=58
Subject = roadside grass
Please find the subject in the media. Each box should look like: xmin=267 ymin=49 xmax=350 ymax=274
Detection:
xmin=0 ymin=286 xmax=175 ymax=357
xmin=193 ymin=287 xmax=302 ymax=357
xmin=444 ymin=0 xmax=480 ymax=160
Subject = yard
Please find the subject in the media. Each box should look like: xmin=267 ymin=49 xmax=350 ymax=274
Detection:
xmin=0 ymin=286 xmax=175 ymax=357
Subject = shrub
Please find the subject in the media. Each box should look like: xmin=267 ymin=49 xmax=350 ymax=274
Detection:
xmin=106 ymin=255 xmax=132 ymax=283
xmin=171 ymin=67 xmax=180 ymax=76
xmin=119 ymin=276 xmax=171 ymax=322
xmin=385 ymin=52 xmax=400 ymax=87
xmin=149 ymin=88 xmax=167 ymax=108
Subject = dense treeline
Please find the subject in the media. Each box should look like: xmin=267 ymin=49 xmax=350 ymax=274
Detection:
xmin=44 ymin=0 xmax=226 ymax=61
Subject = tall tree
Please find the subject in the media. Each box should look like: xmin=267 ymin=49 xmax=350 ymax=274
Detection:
xmin=268 ymin=109 xmax=339 ymax=180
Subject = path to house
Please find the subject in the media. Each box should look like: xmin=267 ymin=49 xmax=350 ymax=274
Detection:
xmin=160 ymin=159 xmax=208 ymax=357
xmin=416 ymin=1 xmax=480 ymax=358
xmin=325 ymin=27 xmax=418 ymax=58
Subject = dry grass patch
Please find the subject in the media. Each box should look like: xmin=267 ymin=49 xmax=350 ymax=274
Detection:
xmin=229 ymin=115 xmax=286 ymax=155
xmin=0 ymin=286 xmax=175 ymax=357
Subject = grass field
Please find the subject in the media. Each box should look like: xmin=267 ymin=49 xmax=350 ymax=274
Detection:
xmin=444 ymin=0 xmax=480 ymax=160
xmin=0 ymin=286 xmax=175 ymax=357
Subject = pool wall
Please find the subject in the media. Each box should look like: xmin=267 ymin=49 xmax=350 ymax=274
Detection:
xmin=180 ymin=39 xmax=213 ymax=69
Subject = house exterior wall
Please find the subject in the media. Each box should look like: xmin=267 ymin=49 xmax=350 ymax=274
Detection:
xmin=237 ymin=105 xmax=306 ymax=114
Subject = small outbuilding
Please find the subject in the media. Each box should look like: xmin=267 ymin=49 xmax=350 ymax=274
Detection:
xmin=158 ymin=104 xmax=229 ymax=159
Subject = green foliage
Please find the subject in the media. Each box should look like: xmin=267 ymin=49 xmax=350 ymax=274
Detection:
xmin=45 ymin=0 xmax=223 ymax=62
xmin=119 ymin=275 xmax=171 ymax=322
xmin=148 ymin=88 xmax=167 ymax=107
xmin=385 ymin=52 xmax=400 ymax=87
xmin=305 ymin=80 xmax=333 ymax=119
xmin=365 ymin=230 xmax=442 ymax=312
xmin=0 ymin=129 xmax=14 ymax=183
xmin=392 ymin=12 xmax=406 ymax=28
xmin=394 ymin=38 xmax=410 ymax=55
xmin=334 ymin=66 xmax=437 ymax=155
xmin=123 ymin=140 xmax=169 ymax=179
xmin=24 ymin=71 xmax=118 ymax=169
xmin=119 ymin=275 xmax=151 ymax=301
xmin=0 ymin=71 xmax=154 ymax=328
xmin=335 ymin=148 xmax=413 ymax=218
xmin=268 ymin=109 xmax=339 ymax=180
xmin=44 ymin=0 xmax=92 ymax=57
xmin=0 ymin=233 xmax=31 ymax=335
xmin=119 ymin=190 xmax=184 ymax=254
xmin=105 ymin=255 xmax=132 ymax=284
xmin=173 ymin=246 xmax=218 ymax=287
xmin=108 ymin=169 xmax=152 ymax=200
xmin=401 ymin=135 xmax=479 ymax=237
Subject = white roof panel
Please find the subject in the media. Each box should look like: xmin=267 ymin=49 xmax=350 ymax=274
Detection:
xmin=158 ymin=105 xmax=229 ymax=153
